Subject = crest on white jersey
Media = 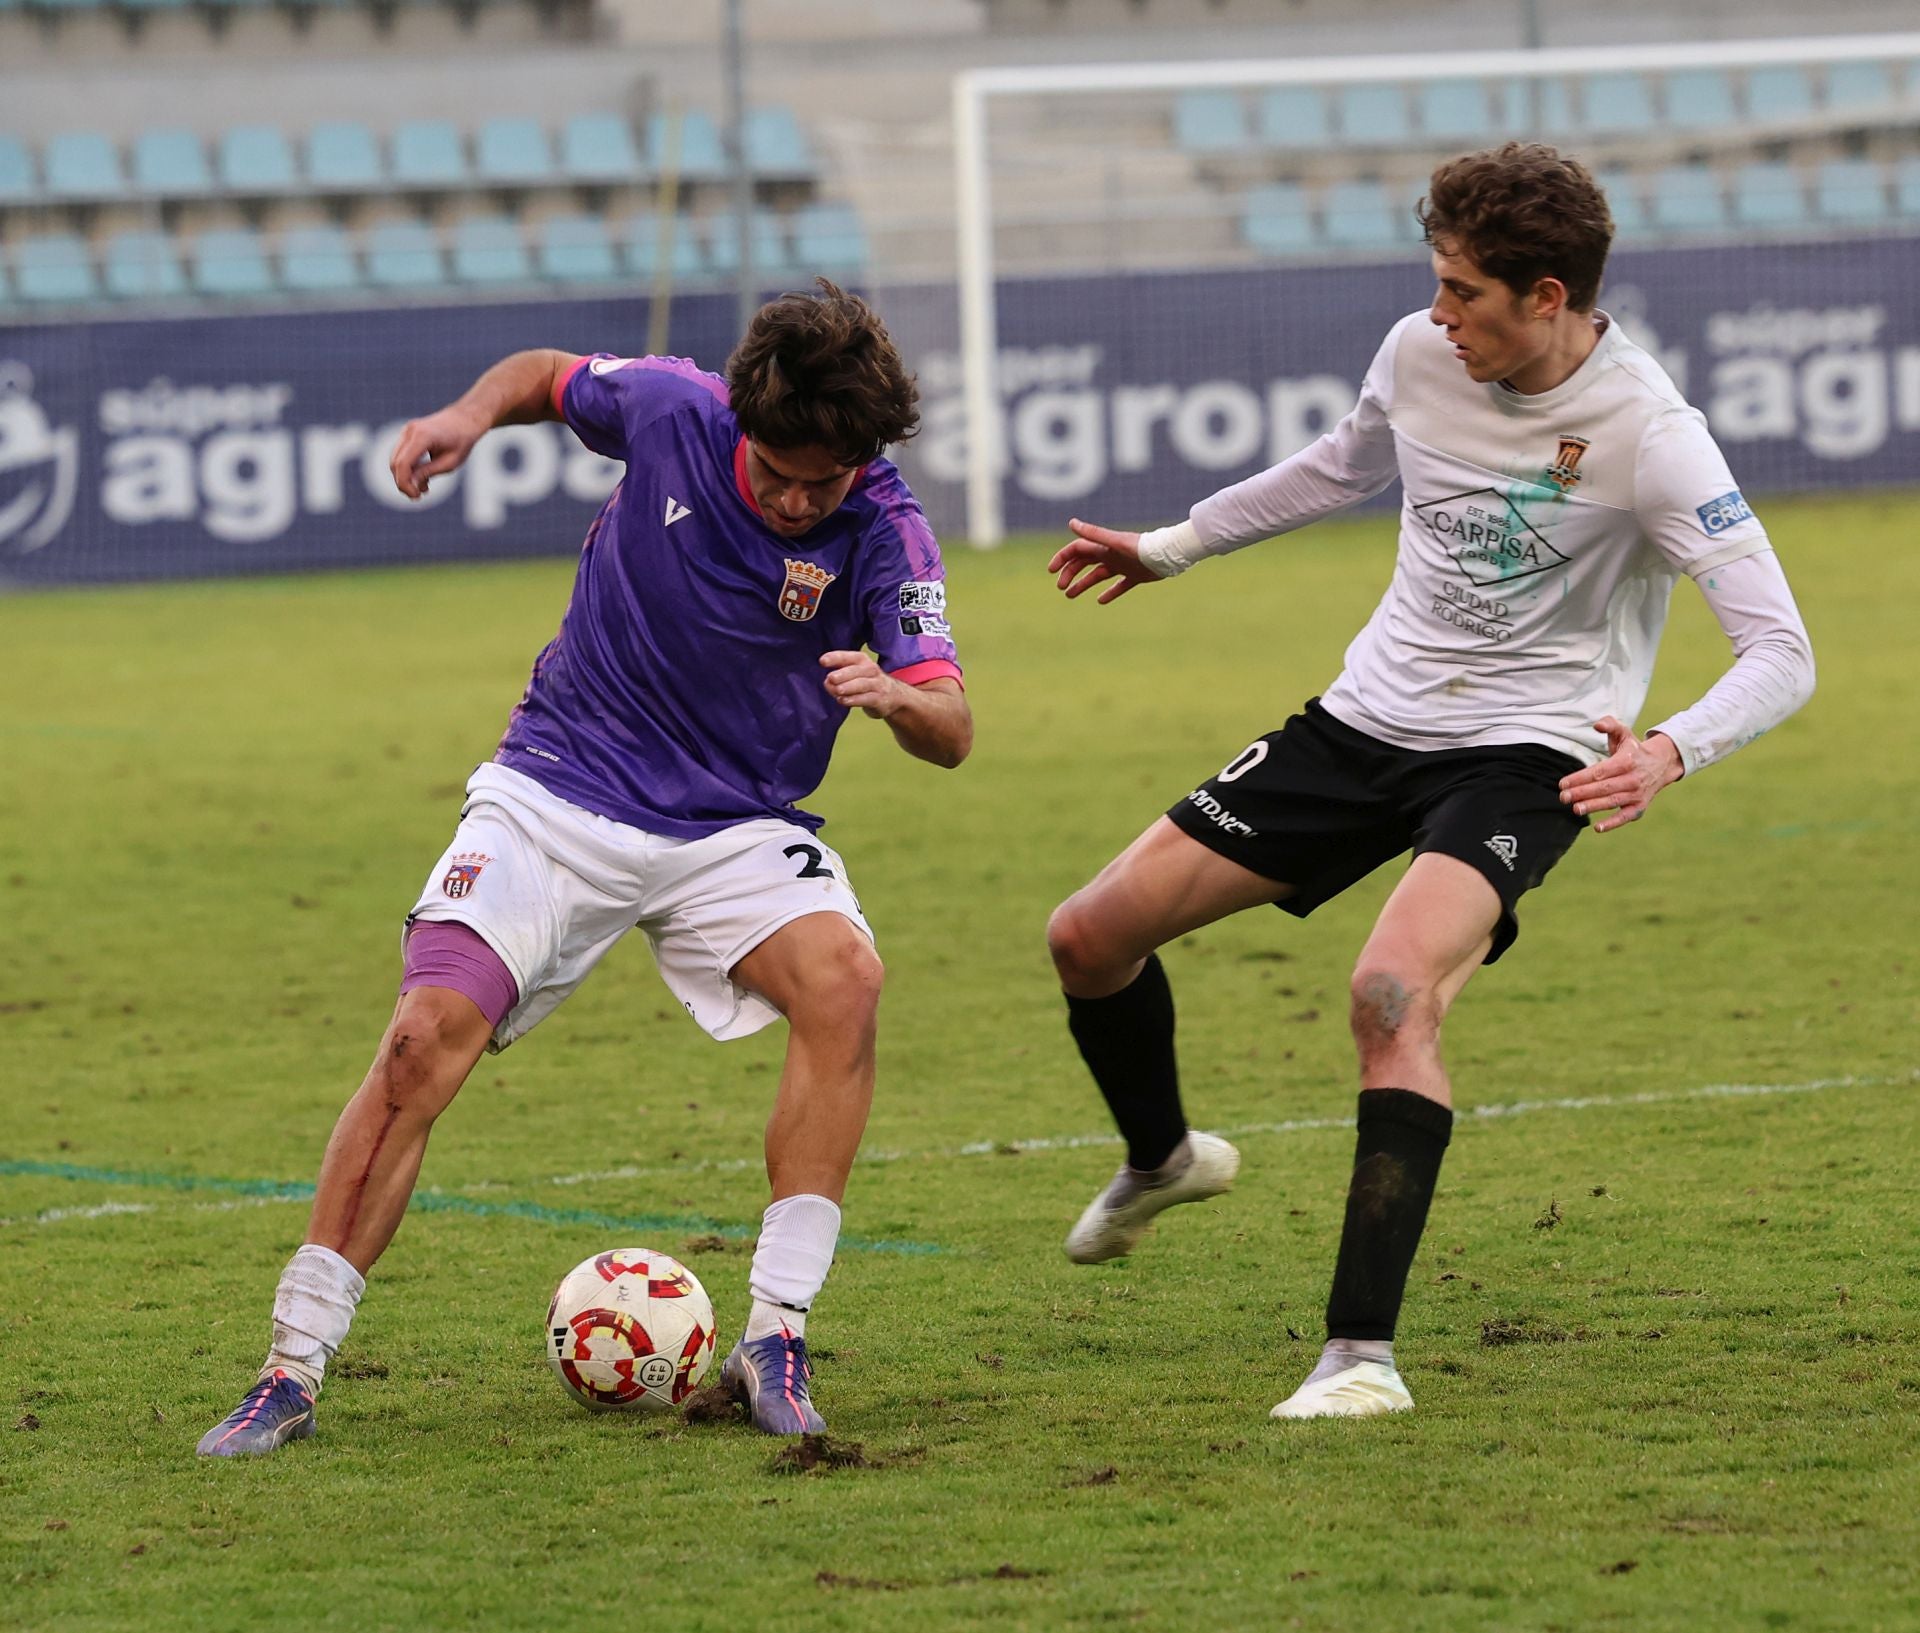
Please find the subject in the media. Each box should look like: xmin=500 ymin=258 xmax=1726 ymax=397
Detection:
xmin=663 ymin=496 xmax=692 ymax=527
xmin=1544 ymin=434 xmax=1591 ymax=492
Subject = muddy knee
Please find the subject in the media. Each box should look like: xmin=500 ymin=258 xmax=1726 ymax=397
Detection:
xmin=370 ymin=989 xmax=487 ymax=1118
xmin=1348 ymin=967 xmax=1438 ymax=1059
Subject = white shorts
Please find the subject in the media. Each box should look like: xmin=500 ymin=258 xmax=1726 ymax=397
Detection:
xmin=406 ymin=762 xmax=871 ymax=1049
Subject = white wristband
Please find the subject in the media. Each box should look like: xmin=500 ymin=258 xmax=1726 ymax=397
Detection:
xmin=1135 ymin=518 xmax=1204 ymax=579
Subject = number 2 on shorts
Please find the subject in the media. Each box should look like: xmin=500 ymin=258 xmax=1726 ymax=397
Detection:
xmin=783 ymin=843 xmax=833 ymax=880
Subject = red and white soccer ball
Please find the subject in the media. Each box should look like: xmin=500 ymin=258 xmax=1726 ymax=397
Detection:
xmin=545 ymin=1247 xmax=718 ymax=1413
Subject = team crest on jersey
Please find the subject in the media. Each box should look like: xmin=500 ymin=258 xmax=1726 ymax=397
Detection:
xmin=778 ymin=558 xmax=836 ymax=622
xmin=1544 ymin=434 xmax=1591 ymax=492
xmin=441 ymin=852 xmax=492 ymax=899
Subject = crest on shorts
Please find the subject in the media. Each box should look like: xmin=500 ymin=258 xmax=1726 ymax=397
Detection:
xmin=778 ymin=558 xmax=836 ymax=622
xmin=442 ymin=851 xmax=492 ymax=899
xmin=1544 ymin=434 xmax=1591 ymax=492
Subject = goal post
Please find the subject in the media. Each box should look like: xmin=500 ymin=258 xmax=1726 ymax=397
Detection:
xmin=952 ymin=32 xmax=1920 ymax=547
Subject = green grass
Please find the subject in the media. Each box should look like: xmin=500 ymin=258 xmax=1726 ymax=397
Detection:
xmin=2 ymin=491 xmax=1916 ymax=1632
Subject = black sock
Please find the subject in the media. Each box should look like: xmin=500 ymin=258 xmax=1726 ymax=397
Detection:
xmin=1064 ymin=954 xmax=1186 ymax=1172
xmin=1324 ymin=1088 xmax=1453 ymax=1343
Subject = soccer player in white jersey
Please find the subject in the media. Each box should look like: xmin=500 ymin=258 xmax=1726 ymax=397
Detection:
xmin=1045 ymin=144 xmax=1815 ymax=1420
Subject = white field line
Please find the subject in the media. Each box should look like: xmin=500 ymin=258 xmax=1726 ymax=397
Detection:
xmin=0 ymin=1194 xmax=300 ymax=1230
xmin=528 ymin=1070 xmax=1915 ymax=1192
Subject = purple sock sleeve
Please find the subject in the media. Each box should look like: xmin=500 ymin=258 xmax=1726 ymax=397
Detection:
xmin=401 ymin=920 xmax=519 ymax=1028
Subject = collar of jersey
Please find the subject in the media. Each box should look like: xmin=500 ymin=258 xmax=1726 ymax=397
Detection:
xmin=1494 ymin=310 xmax=1617 ymax=414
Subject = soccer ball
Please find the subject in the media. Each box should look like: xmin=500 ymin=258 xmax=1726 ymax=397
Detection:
xmin=545 ymin=1247 xmax=718 ymax=1413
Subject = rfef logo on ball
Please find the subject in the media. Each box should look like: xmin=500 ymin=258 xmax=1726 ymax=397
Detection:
xmin=1695 ymin=489 xmax=1754 ymax=536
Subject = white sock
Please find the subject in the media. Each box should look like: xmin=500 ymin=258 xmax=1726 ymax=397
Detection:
xmin=261 ymin=1244 xmax=365 ymax=1395
xmin=1304 ymin=1337 xmax=1394 ymax=1386
xmin=744 ymin=1194 xmax=841 ymax=1341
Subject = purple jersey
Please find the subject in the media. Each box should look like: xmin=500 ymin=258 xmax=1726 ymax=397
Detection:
xmin=493 ymin=355 xmax=962 ymax=838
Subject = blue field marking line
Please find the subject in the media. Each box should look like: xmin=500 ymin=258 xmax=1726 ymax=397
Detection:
xmin=0 ymin=1159 xmax=945 ymax=1255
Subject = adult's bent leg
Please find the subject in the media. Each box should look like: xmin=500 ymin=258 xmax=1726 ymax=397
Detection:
xmin=1279 ymin=854 xmax=1502 ymax=1419
xmin=721 ymin=912 xmax=881 ymax=1432
xmin=1049 ymin=819 xmax=1291 ymax=1255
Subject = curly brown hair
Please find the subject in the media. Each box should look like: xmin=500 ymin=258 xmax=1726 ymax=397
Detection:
xmin=1417 ymin=143 xmax=1614 ymax=312
xmin=725 ymin=278 xmax=921 ymax=466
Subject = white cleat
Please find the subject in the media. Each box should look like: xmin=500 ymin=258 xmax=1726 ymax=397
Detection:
xmin=1064 ymin=1132 xmax=1240 ymax=1264
xmin=1269 ymin=1359 xmax=1413 ymax=1420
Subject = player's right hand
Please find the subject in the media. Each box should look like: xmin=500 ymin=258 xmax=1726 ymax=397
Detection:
xmin=388 ymin=407 xmax=488 ymax=500
xmin=1048 ymin=518 xmax=1163 ymax=605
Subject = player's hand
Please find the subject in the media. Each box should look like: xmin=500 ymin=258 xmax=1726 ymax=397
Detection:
xmin=1557 ymin=716 xmax=1684 ymax=833
xmin=388 ymin=406 xmax=490 ymax=500
xmin=1047 ymin=518 xmax=1163 ymax=605
xmin=821 ymin=651 xmax=904 ymax=719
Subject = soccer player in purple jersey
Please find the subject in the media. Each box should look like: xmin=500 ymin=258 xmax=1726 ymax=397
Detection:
xmin=198 ymin=281 xmax=970 ymax=1455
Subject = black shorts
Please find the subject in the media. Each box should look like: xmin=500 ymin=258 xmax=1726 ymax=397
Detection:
xmin=1165 ymin=699 xmax=1586 ymax=963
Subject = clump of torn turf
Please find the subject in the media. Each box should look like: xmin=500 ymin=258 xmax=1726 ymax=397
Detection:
xmin=681 ymin=1384 xmax=746 ymax=1425
xmin=771 ymin=1434 xmax=873 ymax=1474
xmin=1480 ymin=1316 xmax=1571 ymax=1347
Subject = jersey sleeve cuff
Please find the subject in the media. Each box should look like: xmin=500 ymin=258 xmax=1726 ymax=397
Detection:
xmin=888 ymin=658 xmax=964 ymax=689
xmin=1645 ymin=723 xmax=1698 ymax=778
xmin=551 ymin=355 xmax=591 ymax=421
xmin=1136 ymin=518 xmax=1204 ymax=578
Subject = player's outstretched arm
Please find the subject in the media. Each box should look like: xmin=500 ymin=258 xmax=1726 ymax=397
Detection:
xmin=1048 ymin=518 xmax=1165 ymax=605
xmin=389 ymin=348 xmax=582 ymax=500
xmin=820 ymin=654 xmax=972 ymax=768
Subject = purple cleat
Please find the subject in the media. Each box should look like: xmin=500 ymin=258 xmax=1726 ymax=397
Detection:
xmin=195 ymin=1369 xmax=316 ymax=1458
xmin=720 ymin=1329 xmax=827 ymax=1435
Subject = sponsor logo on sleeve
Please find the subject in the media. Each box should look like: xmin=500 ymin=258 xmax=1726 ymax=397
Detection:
xmin=897 ymin=580 xmax=946 ymax=615
xmin=899 ymin=613 xmax=953 ymax=639
xmin=588 ymin=356 xmax=640 ymax=376
xmin=1695 ymin=490 xmax=1754 ymax=536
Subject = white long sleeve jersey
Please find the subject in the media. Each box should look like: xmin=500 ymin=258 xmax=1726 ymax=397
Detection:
xmin=1149 ymin=311 xmax=1814 ymax=772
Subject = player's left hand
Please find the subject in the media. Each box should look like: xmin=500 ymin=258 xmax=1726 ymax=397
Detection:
xmin=821 ymin=651 xmax=903 ymax=719
xmin=1557 ymin=715 xmax=1684 ymax=833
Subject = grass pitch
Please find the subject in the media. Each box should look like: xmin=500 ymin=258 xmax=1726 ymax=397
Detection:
xmin=2 ymin=491 xmax=1917 ymax=1632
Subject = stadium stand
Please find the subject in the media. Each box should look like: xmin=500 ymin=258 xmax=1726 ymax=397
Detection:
xmin=451 ymin=214 xmax=534 ymax=284
xmin=365 ymin=219 xmax=445 ymax=288
xmin=537 ymin=212 xmax=619 ymax=283
xmin=220 ymin=125 xmax=299 ymax=192
xmin=132 ymin=128 xmax=214 ymax=196
xmin=102 ymin=228 xmax=187 ymax=299
xmin=306 ymin=121 xmax=384 ymax=191
xmin=191 ymin=227 xmax=275 ymax=297
xmin=281 ymin=223 xmax=362 ymax=293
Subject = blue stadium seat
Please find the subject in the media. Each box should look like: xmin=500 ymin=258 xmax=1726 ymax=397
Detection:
xmin=221 ymin=126 xmax=298 ymax=193
xmin=560 ymin=113 xmax=642 ymax=182
xmin=1242 ymin=182 xmax=1314 ymax=255
xmin=1527 ymin=78 xmax=1578 ymax=135
xmin=536 ymin=214 xmax=618 ymax=283
xmin=1417 ymin=78 xmax=1496 ymax=141
xmin=103 ymin=230 xmax=188 ymax=299
xmin=1896 ymin=157 xmax=1920 ymax=220
xmin=704 ymin=209 xmax=793 ymax=279
xmin=391 ymin=121 xmax=467 ymax=188
xmin=1581 ymin=71 xmax=1657 ymax=134
xmin=1595 ymin=169 xmax=1647 ymax=238
xmin=14 ymin=234 xmax=99 ymax=303
xmin=281 ymin=224 xmax=361 ymax=293
xmin=647 ymin=110 xmax=727 ymax=181
xmin=1650 ymin=165 xmax=1727 ymax=234
xmin=475 ymin=118 xmax=553 ymax=184
xmin=1321 ymin=180 xmax=1402 ymax=250
xmin=1256 ymin=87 xmax=1331 ymax=150
xmin=451 ymin=215 xmax=532 ymax=283
xmin=745 ymin=105 xmax=816 ymax=177
xmin=192 ymin=228 xmax=275 ymax=296
xmin=1814 ymin=158 xmax=1889 ymax=226
xmin=1731 ymin=162 xmax=1809 ymax=230
xmin=1664 ymin=68 xmax=1737 ymax=130
xmin=307 ymin=121 xmax=384 ymax=190
xmin=1173 ymin=90 xmax=1251 ymax=154
xmin=44 ymin=132 xmax=124 ymax=200
xmin=623 ymin=213 xmax=705 ymax=279
xmin=366 ymin=220 xmax=446 ymax=288
xmin=792 ymin=201 xmax=867 ymax=274
xmin=1825 ymin=61 xmax=1893 ymax=111
xmin=1745 ymin=65 xmax=1813 ymax=124
xmin=133 ymin=128 xmax=213 ymax=196
xmin=0 ymin=134 xmax=36 ymax=204
xmin=1337 ymin=84 xmax=1410 ymax=148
